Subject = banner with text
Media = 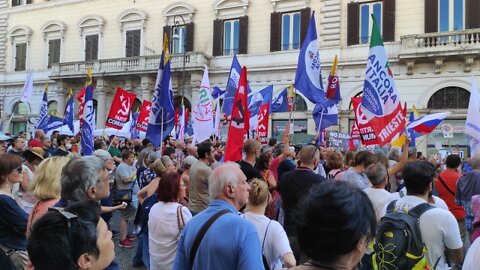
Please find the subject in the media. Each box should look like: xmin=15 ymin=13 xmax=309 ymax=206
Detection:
xmin=135 ymin=100 xmax=152 ymax=132
xmin=105 ymin=87 xmax=136 ymax=129
xmin=325 ymin=131 xmax=350 ymax=151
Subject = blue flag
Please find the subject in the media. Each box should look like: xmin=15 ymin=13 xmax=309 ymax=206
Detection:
xmin=35 ymin=87 xmax=49 ymax=131
xmin=130 ymin=112 xmax=140 ymax=139
xmin=43 ymin=115 xmax=65 ymax=132
xmin=146 ymin=60 xmax=175 ymax=147
xmin=248 ymin=85 xmax=273 ymax=116
xmin=211 ymin=86 xmax=226 ymax=100
xmin=81 ymin=68 xmax=95 ymax=156
xmin=293 ymin=11 xmax=326 ymax=104
xmin=313 ymin=103 xmax=338 ymax=131
xmin=408 ymin=111 xmax=417 ymax=147
xmin=64 ymin=92 xmax=74 ymax=133
xmin=222 ymin=55 xmax=242 ymax=116
xmin=271 ymin=88 xmax=288 ymax=113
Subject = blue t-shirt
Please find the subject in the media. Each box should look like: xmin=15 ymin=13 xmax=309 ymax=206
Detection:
xmin=0 ymin=195 xmax=28 ymax=250
xmin=173 ymin=200 xmax=263 ymax=270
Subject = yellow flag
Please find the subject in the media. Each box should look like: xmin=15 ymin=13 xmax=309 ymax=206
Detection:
xmin=162 ymin=32 xmax=170 ymax=64
xmin=391 ymin=133 xmax=405 ymax=148
xmin=412 ymin=105 xmax=420 ymax=118
xmin=85 ymin=67 xmax=92 ymax=86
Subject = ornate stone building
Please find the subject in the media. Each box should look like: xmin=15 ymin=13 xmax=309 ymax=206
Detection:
xmin=0 ymin=0 xmax=478 ymax=156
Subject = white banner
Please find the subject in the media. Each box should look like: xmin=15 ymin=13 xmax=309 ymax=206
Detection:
xmin=192 ymin=65 xmax=214 ymax=143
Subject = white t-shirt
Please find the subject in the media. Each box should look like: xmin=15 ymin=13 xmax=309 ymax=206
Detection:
xmin=383 ymin=188 xmax=449 ymax=211
xmin=149 ymin=202 xmax=192 ymax=270
xmin=244 ymin=212 xmax=292 ymax=270
xmin=463 ymin=237 xmax=480 ymax=270
xmin=364 ymin=187 xmax=391 ymax=222
xmin=380 ymin=195 xmax=463 ymax=270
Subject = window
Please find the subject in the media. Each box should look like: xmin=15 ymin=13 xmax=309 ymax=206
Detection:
xmin=14 ymin=43 xmax=26 ymax=71
xmin=125 ymin=30 xmax=141 ymax=57
xmin=85 ymin=34 xmax=98 ymax=61
xmin=11 ymin=101 xmax=28 ymax=135
xmin=281 ymin=12 xmax=301 ymax=50
xmin=13 ymin=101 xmax=28 ymax=115
xmin=172 ymin=26 xmax=186 ymax=54
xmin=48 ymin=39 xmax=61 ymax=68
xmin=294 ymin=94 xmax=307 ymax=111
xmin=439 ymin=0 xmax=464 ymax=32
xmin=427 ymin=87 xmax=469 ymax=109
xmin=48 ymin=101 xmax=58 ymax=116
xmin=359 ymin=2 xmax=382 ymax=44
xmin=347 ymin=0 xmax=395 ymax=45
xmin=223 ymin=19 xmax=239 ymax=55
xmin=11 ymin=0 xmax=31 ymax=7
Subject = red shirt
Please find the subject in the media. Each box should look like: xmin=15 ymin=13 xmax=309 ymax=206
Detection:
xmin=270 ymin=157 xmax=281 ymax=181
xmin=28 ymin=138 xmax=43 ymax=148
xmin=435 ymin=170 xmax=466 ymax=220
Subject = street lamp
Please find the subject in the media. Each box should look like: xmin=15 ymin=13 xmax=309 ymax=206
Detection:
xmin=173 ymin=15 xmax=186 ymax=103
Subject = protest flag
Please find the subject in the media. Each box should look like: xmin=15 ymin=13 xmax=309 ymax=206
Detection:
xmin=225 ymin=67 xmax=250 ymax=162
xmin=325 ymin=55 xmax=341 ymax=102
xmin=466 ymin=76 xmax=480 ymax=154
xmin=271 ymin=88 xmax=288 ymax=113
xmin=20 ymin=72 xmax=34 ymax=104
xmin=129 ymin=111 xmax=140 ymax=139
xmin=223 ymin=55 xmax=242 ymax=116
xmin=192 ymin=65 xmax=214 ymax=143
xmin=407 ymin=111 xmax=451 ymax=134
xmin=35 ymin=83 xmax=49 ymax=131
xmin=105 ymin=87 xmax=136 ymax=130
xmin=135 ymin=100 xmax=151 ymax=132
xmin=360 ymin=15 xmax=405 ymax=146
xmin=80 ymin=67 xmax=95 ymax=155
xmin=64 ymin=89 xmax=75 ymax=133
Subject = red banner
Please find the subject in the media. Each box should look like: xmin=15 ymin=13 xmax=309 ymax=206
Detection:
xmin=225 ymin=67 xmax=250 ymax=162
xmin=136 ymin=100 xmax=152 ymax=132
xmin=257 ymin=103 xmax=270 ymax=144
xmin=349 ymin=122 xmax=361 ymax=150
xmin=76 ymin=87 xmax=86 ymax=127
xmin=352 ymin=97 xmax=379 ymax=145
xmin=105 ymin=87 xmax=136 ymax=129
xmin=366 ymin=103 xmax=405 ymax=146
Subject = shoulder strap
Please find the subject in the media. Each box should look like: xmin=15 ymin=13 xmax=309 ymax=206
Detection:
xmin=177 ymin=205 xmax=186 ymax=232
xmin=408 ymin=202 xmax=434 ymax=219
xmin=262 ymin=220 xmax=272 ymax=253
xmin=437 ymin=176 xmax=455 ymax=196
xmin=189 ymin=209 xmax=230 ymax=268
xmin=386 ymin=200 xmax=397 ymax=213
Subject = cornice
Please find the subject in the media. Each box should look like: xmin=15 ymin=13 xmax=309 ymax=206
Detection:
xmin=0 ymin=0 xmax=97 ymax=15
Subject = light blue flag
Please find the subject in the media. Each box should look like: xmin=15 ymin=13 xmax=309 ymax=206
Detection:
xmin=222 ymin=55 xmax=242 ymax=116
xmin=271 ymin=88 xmax=288 ymax=113
xmin=64 ymin=93 xmax=74 ymax=133
xmin=248 ymin=85 xmax=273 ymax=116
xmin=35 ymin=89 xmax=49 ymax=131
xmin=146 ymin=60 xmax=175 ymax=147
xmin=81 ymin=82 xmax=95 ymax=156
xmin=43 ymin=115 xmax=65 ymax=132
xmin=313 ymin=103 xmax=338 ymax=131
xmin=293 ymin=11 xmax=326 ymax=104
xmin=130 ymin=112 xmax=140 ymax=139
xmin=212 ymin=86 xmax=226 ymax=99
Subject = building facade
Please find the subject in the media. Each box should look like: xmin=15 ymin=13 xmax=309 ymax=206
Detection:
xmin=0 ymin=0 xmax=477 ymax=156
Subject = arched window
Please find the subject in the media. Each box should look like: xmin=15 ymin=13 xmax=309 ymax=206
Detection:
xmin=13 ymin=101 xmax=28 ymax=115
xmin=294 ymin=94 xmax=307 ymax=111
xmin=173 ymin=96 xmax=192 ymax=112
xmin=48 ymin=101 xmax=58 ymax=115
xmin=427 ymin=87 xmax=469 ymax=109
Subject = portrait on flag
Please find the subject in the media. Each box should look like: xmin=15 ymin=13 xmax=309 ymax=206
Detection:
xmin=105 ymin=87 xmax=136 ymax=130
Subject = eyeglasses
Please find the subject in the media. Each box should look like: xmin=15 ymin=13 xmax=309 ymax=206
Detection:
xmin=49 ymin=207 xmax=78 ymax=229
xmin=13 ymin=166 xmax=23 ymax=173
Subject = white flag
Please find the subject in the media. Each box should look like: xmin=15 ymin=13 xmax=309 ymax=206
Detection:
xmin=465 ymin=76 xmax=480 ymax=141
xmin=192 ymin=65 xmax=214 ymax=143
xmin=213 ymin=101 xmax=221 ymax=139
xmin=20 ymin=72 xmax=34 ymax=104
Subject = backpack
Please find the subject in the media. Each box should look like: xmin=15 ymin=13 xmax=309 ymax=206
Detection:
xmin=372 ymin=200 xmax=435 ymax=270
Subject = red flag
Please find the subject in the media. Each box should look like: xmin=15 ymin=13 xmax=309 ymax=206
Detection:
xmin=76 ymin=87 xmax=86 ymax=127
xmin=224 ymin=67 xmax=250 ymax=162
xmin=349 ymin=122 xmax=361 ymax=151
xmin=105 ymin=87 xmax=136 ymax=129
xmin=352 ymin=97 xmax=379 ymax=145
xmin=174 ymin=107 xmax=180 ymax=129
xmin=135 ymin=100 xmax=152 ymax=132
xmin=257 ymin=103 xmax=270 ymax=144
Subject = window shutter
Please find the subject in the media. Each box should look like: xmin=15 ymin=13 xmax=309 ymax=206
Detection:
xmin=134 ymin=30 xmax=141 ymax=56
xmin=16 ymin=43 xmax=26 ymax=71
xmin=185 ymin=23 xmax=194 ymax=52
xmin=92 ymin=35 xmax=98 ymax=60
xmin=238 ymin=16 xmax=248 ymax=54
xmin=86 ymin=35 xmax=99 ymax=60
xmin=26 ymin=0 xmax=31 ymax=4
xmin=383 ymin=0 xmax=395 ymax=42
xmin=300 ymin=8 xmax=311 ymax=45
xmin=126 ymin=30 xmax=133 ymax=57
xmin=212 ymin=19 xmax=223 ymax=56
xmin=466 ymin=0 xmax=480 ymax=29
xmin=347 ymin=2 xmax=359 ymax=45
xmin=48 ymin=39 xmax=61 ymax=68
xmin=12 ymin=0 xmax=18 ymax=7
xmin=424 ymin=0 xmax=438 ymax=33
xmin=270 ymin=12 xmax=281 ymax=52
xmin=163 ymin=25 xmax=171 ymax=51
xmin=53 ymin=39 xmax=60 ymax=64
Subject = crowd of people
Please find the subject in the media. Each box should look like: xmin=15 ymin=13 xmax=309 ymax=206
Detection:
xmin=0 ymin=129 xmax=480 ymax=270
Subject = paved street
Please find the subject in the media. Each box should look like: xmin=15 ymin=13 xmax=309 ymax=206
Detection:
xmin=110 ymin=210 xmax=146 ymax=270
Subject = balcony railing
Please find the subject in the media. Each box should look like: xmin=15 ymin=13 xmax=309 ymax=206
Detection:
xmin=50 ymin=52 xmax=210 ymax=78
xmin=400 ymin=28 xmax=480 ymax=56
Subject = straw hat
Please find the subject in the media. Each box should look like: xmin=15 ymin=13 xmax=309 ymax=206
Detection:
xmin=24 ymin=147 xmax=45 ymax=160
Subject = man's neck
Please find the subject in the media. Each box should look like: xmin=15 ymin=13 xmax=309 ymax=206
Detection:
xmin=298 ymin=163 xmax=315 ymax=170
xmin=59 ymin=145 xmax=67 ymax=151
xmin=244 ymin=155 xmax=256 ymax=165
xmin=199 ymin=158 xmax=210 ymax=166
xmin=445 ymin=167 xmax=458 ymax=172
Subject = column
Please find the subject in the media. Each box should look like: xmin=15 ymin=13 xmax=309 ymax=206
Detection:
xmin=95 ymin=79 xmax=107 ymax=129
xmin=140 ymin=75 xmax=154 ymax=101
xmin=55 ymin=81 xmax=67 ymax=116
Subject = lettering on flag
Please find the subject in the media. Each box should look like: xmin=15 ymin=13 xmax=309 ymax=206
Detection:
xmin=105 ymin=87 xmax=136 ymax=129
xmin=257 ymin=103 xmax=270 ymax=144
xmin=352 ymin=97 xmax=378 ymax=145
xmin=136 ymin=100 xmax=152 ymax=132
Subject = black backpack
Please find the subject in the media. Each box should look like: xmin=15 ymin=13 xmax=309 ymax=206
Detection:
xmin=372 ymin=200 xmax=435 ymax=270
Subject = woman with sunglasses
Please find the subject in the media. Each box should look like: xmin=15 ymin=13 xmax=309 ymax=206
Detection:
xmin=0 ymin=153 xmax=28 ymax=269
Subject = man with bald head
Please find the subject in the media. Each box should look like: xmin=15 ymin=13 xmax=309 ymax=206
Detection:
xmin=277 ymin=144 xmax=326 ymax=263
xmin=239 ymin=139 xmax=262 ymax=182
xmin=28 ymin=129 xmax=45 ymax=148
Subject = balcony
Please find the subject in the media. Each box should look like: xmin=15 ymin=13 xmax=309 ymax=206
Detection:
xmin=49 ymin=52 xmax=210 ymax=79
xmin=399 ymin=28 xmax=480 ymax=74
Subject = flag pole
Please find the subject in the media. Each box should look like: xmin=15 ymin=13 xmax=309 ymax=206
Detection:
xmin=106 ymin=128 xmax=120 ymax=151
xmin=159 ymin=107 xmax=164 ymax=154
xmin=290 ymin=86 xmax=297 ymax=145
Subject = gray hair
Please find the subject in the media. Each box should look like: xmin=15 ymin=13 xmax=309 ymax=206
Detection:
xmin=60 ymin=156 xmax=104 ymax=202
xmin=365 ymin=163 xmax=388 ymax=186
xmin=388 ymin=147 xmax=400 ymax=161
xmin=148 ymin=152 xmax=161 ymax=164
xmin=208 ymin=162 xmax=241 ymax=199
xmin=137 ymin=148 xmax=153 ymax=168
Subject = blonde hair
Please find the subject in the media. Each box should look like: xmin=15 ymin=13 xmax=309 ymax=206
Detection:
xmin=150 ymin=158 xmax=166 ymax=176
xmin=248 ymin=179 xmax=269 ymax=206
xmin=30 ymin=156 xmax=70 ymax=200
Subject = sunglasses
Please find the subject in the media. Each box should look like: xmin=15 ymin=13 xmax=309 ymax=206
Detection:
xmin=49 ymin=207 xmax=78 ymax=229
